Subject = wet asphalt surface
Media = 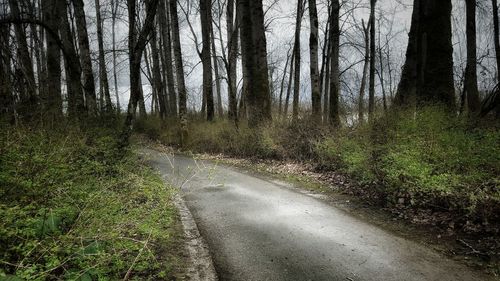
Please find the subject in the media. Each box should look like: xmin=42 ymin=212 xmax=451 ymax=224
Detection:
xmin=141 ymin=148 xmax=494 ymax=281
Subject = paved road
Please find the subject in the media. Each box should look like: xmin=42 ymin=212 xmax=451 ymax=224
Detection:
xmin=142 ymin=148 xmax=494 ymax=281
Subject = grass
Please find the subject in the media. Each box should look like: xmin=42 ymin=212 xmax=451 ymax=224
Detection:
xmin=0 ymin=124 xmax=185 ymax=280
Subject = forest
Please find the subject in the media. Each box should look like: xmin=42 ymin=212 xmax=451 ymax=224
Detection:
xmin=0 ymin=0 xmax=499 ymax=279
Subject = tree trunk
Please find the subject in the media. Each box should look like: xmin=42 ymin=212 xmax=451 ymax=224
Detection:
xmin=359 ymin=19 xmax=370 ymax=123
xmin=279 ymin=46 xmax=292 ymax=116
xmin=227 ymin=0 xmax=239 ymax=122
xmin=9 ymin=0 xmax=37 ymax=120
xmin=292 ymin=0 xmax=304 ymax=120
xmin=58 ymin=0 xmax=85 ymax=118
xmin=200 ymin=0 xmax=214 ymax=121
xmin=238 ymin=0 xmax=272 ymax=127
xmin=464 ymin=0 xmax=480 ymax=114
xmin=0 ymin=22 xmax=14 ymax=123
xmin=368 ymin=0 xmax=376 ymax=120
xmin=210 ymin=21 xmax=223 ymax=118
xmin=284 ymin=51 xmax=295 ymax=117
xmin=309 ymin=0 xmax=321 ymax=121
xmin=95 ymin=0 xmax=112 ymax=113
xmin=72 ymin=0 xmax=98 ymax=115
xmin=159 ymin=1 xmax=178 ymax=117
xmin=394 ymin=0 xmax=419 ymax=107
xmin=123 ymin=0 xmax=160 ymax=144
xmin=419 ymin=0 xmax=455 ymax=109
xmin=42 ymin=0 xmax=62 ymax=118
xmin=111 ymin=0 xmax=121 ymax=112
xmin=328 ymin=0 xmax=340 ymax=126
xmin=151 ymin=25 xmax=167 ymax=118
xmin=493 ymin=0 xmax=500 ymax=82
xmin=169 ymin=0 xmax=189 ymax=144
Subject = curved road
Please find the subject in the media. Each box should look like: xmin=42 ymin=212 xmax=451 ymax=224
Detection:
xmin=142 ymin=148 xmax=493 ymax=281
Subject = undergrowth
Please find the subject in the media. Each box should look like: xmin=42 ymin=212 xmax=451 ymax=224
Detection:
xmin=0 ymin=124 xmax=183 ymax=280
xmin=138 ymin=107 xmax=499 ymax=225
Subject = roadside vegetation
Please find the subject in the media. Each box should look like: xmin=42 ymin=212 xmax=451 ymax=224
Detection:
xmin=0 ymin=123 xmax=185 ymax=280
xmin=138 ymin=107 xmax=500 ymax=235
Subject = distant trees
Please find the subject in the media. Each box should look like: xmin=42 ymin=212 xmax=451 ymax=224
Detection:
xmin=0 ymin=0 xmax=498 ymax=133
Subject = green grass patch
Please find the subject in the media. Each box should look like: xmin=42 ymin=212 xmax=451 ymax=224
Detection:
xmin=0 ymin=125 xmax=184 ymax=280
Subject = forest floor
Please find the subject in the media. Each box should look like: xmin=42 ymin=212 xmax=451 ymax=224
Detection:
xmin=139 ymin=135 xmax=500 ymax=278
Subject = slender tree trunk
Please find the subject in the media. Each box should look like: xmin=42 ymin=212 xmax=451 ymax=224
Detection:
xmin=309 ymin=0 xmax=321 ymax=121
xmin=159 ymin=1 xmax=178 ymax=117
xmin=210 ymin=21 xmax=223 ymax=118
xmin=493 ymin=0 xmax=500 ymax=82
xmin=9 ymin=0 xmax=37 ymax=119
xmin=200 ymin=0 xmax=214 ymax=121
xmin=170 ymin=0 xmax=189 ymax=144
xmin=227 ymin=0 xmax=239 ymax=122
xmin=72 ymin=0 xmax=98 ymax=115
xmin=284 ymin=51 xmax=295 ymax=117
xmin=58 ymin=0 xmax=85 ymax=118
xmin=368 ymin=0 xmax=377 ymax=120
xmin=42 ymin=0 xmax=62 ymax=118
xmin=123 ymin=0 xmax=160 ymax=144
xmin=292 ymin=0 xmax=304 ymax=120
xmin=329 ymin=0 xmax=340 ymax=126
xmin=95 ymin=0 xmax=112 ymax=113
xmin=464 ymin=0 xmax=480 ymax=113
xmin=238 ymin=0 xmax=272 ymax=127
xmin=0 ymin=21 xmax=14 ymax=123
xmin=279 ymin=46 xmax=292 ymax=116
xmin=320 ymin=4 xmax=331 ymax=123
xmin=151 ymin=25 xmax=167 ymax=118
xmin=359 ymin=19 xmax=370 ymax=123
xmin=377 ymin=19 xmax=387 ymax=113
xmin=111 ymin=0 xmax=121 ymax=112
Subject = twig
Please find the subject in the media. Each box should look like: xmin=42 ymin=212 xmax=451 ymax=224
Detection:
xmin=122 ymin=231 xmax=152 ymax=281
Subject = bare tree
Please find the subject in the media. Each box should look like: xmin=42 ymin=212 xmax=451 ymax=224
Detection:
xmin=95 ymin=0 xmax=112 ymax=113
xmin=200 ymin=0 xmax=215 ymax=121
xmin=292 ymin=0 xmax=305 ymax=120
xmin=329 ymin=0 xmax=340 ymax=126
xmin=309 ymin=0 xmax=321 ymax=121
xmin=72 ymin=0 xmax=98 ymax=115
xmin=238 ymin=0 xmax=272 ymax=126
xmin=368 ymin=0 xmax=376 ymax=120
xmin=358 ymin=19 xmax=369 ymax=123
xmin=464 ymin=0 xmax=480 ymax=113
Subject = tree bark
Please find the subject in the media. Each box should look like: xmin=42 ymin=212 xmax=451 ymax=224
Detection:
xmin=292 ymin=0 xmax=305 ymax=120
xmin=368 ymin=0 xmax=376 ymax=120
xmin=419 ymin=0 xmax=455 ymax=109
xmin=169 ymin=0 xmax=189 ymax=144
xmin=42 ymin=0 xmax=62 ymax=118
xmin=95 ymin=0 xmax=112 ymax=113
xmin=238 ymin=0 xmax=272 ymax=127
xmin=309 ymin=0 xmax=321 ymax=121
xmin=200 ymin=0 xmax=215 ymax=121
xmin=210 ymin=20 xmax=223 ymax=118
xmin=159 ymin=1 xmax=178 ymax=117
xmin=8 ymin=0 xmax=37 ymax=119
xmin=464 ymin=0 xmax=480 ymax=113
xmin=493 ymin=0 xmax=500 ymax=82
xmin=328 ymin=0 xmax=340 ymax=126
xmin=394 ymin=0 xmax=419 ymax=107
xmin=58 ymin=0 xmax=85 ymax=118
xmin=111 ymin=0 xmax=121 ymax=112
xmin=72 ymin=0 xmax=98 ymax=115
xmin=359 ymin=19 xmax=370 ymax=123
xmin=227 ymin=0 xmax=239 ymax=122
xmin=151 ymin=25 xmax=167 ymax=118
